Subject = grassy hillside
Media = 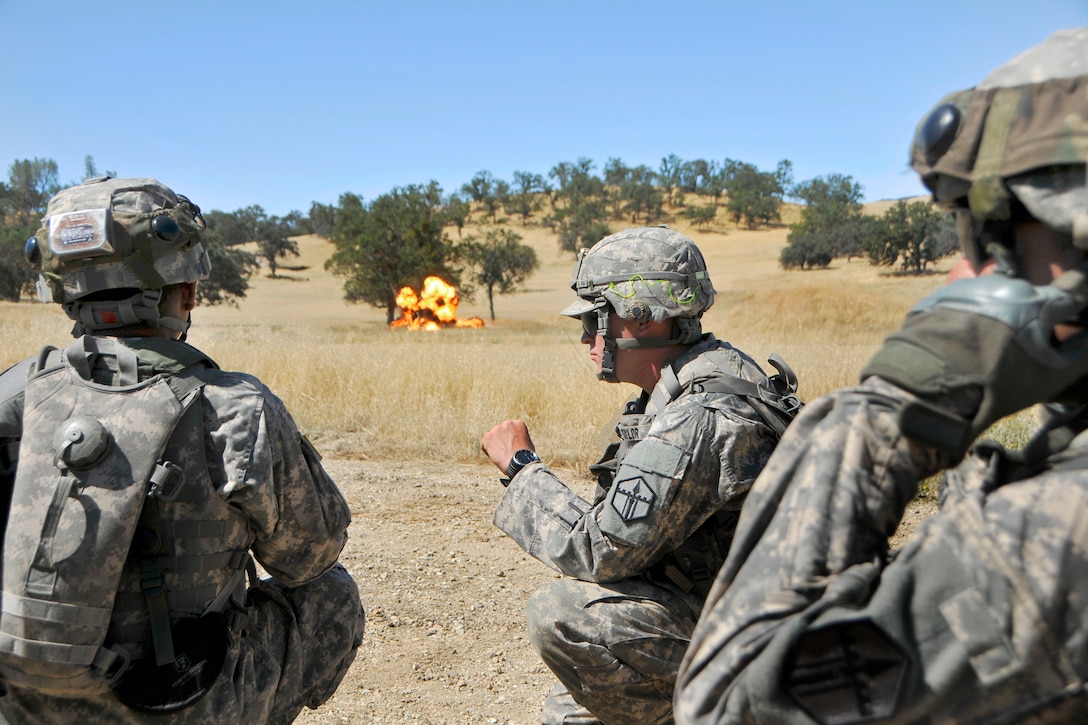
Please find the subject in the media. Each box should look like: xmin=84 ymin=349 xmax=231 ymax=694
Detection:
xmin=1 ymin=204 xmax=971 ymax=470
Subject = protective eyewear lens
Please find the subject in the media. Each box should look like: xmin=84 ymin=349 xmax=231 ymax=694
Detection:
xmin=581 ymin=312 xmax=597 ymax=337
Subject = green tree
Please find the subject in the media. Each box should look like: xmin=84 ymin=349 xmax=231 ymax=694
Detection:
xmin=198 ymin=210 xmax=260 ymax=305
xmin=683 ymin=204 xmax=718 ymax=229
xmin=722 ymin=159 xmax=791 ymax=228
xmin=205 ymin=205 xmax=299 ymax=278
xmin=6 ymin=158 xmax=59 ymax=225
xmin=547 ymin=200 xmax=611 ymax=253
xmin=280 ymin=210 xmax=307 ymax=237
xmin=620 ymin=165 xmax=663 ymax=224
xmin=0 ymin=218 xmax=38 ymax=301
xmin=546 ymin=159 xmax=609 ymax=253
xmin=558 ymin=158 xmax=602 ymax=210
xmin=308 ymin=201 xmax=337 ymax=237
xmin=443 ymin=193 xmax=471 ymax=236
xmin=512 ymin=170 xmax=545 ymax=196
xmin=658 ymin=154 xmax=683 ymax=205
xmin=549 ymin=161 xmax=572 ymax=195
xmin=0 ymin=159 xmax=59 ymax=300
xmin=462 ymin=227 xmax=540 ymax=320
xmin=700 ymin=160 xmax=727 ymax=201
xmin=486 ymin=179 xmax=510 ymax=222
xmin=833 ymin=214 xmax=877 ymax=261
xmin=256 ymin=218 xmax=300 ymax=278
xmin=679 ymin=159 xmax=711 ymax=194
xmin=504 ymin=192 xmax=536 ymax=224
xmin=507 ymin=171 xmax=545 ymax=224
xmin=82 ymin=155 xmax=116 ymax=181
xmin=602 ymin=157 xmax=628 ymax=187
xmin=791 ymin=173 xmax=863 ymax=233
xmin=461 ymin=170 xmax=494 ymax=209
xmin=326 ymin=182 xmax=461 ymax=324
xmin=781 ymin=173 xmax=864 ymax=270
xmin=779 ymin=230 xmax=834 ymax=270
xmin=602 ymin=158 xmax=631 ymax=217
xmin=863 ymin=200 xmax=957 ymax=274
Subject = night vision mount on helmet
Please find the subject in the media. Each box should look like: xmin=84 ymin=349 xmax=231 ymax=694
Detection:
xmin=25 ymin=177 xmax=211 ymax=336
xmin=561 ymin=226 xmax=717 ymax=382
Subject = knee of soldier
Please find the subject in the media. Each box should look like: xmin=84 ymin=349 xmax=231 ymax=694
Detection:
xmin=526 ymin=579 xmax=590 ymax=657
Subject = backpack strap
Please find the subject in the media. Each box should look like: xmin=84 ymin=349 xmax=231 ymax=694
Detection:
xmin=654 ymin=353 xmax=804 ymax=437
xmin=654 ymin=364 xmax=685 ymax=410
xmin=135 ymin=363 xmax=216 ymax=667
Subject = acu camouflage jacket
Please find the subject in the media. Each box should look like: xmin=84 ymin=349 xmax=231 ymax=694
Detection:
xmin=494 ymin=334 xmax=785 ymax=603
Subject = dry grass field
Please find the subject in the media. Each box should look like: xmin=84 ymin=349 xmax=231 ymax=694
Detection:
xmin=0 ymin=207 xmax=1026 ymax=723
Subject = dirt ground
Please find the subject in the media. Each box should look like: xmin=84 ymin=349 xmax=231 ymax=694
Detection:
xmin=291 ymin=452 xmax=937 ymax=725
xmin=293 ymin=457 xmax=564 ymax=725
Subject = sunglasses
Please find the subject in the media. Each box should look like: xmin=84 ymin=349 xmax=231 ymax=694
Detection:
xmin=581 ymin=312 xmax=599 ymax=338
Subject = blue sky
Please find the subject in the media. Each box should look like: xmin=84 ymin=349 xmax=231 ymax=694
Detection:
xmin=2 ymin=1 xmax=1085 ymax=217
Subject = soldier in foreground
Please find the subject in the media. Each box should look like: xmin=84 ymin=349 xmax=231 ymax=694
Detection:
xmin=675 ymin=27 xmax=1088 ymax=723
xmin=0 ymin=177 xmax=363 ymax=723
xmin=481 ymin=227 xmax=801 ymax=724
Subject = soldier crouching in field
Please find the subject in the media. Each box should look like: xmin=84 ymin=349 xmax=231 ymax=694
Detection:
xmin=481 ymin=227 xmax=801 ymax=724
xmin=675 ymin=27 xmax=1088 ymax=724
xmin=0 ymin=177 xmax=363 ymax=724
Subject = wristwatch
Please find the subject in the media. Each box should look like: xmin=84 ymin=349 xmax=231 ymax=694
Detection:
xmin=505 ymin=449 xmax=541 ymax=480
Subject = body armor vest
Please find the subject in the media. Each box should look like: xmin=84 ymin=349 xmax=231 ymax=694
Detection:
xmin=590 ymin=341 xmax=802 ymax=598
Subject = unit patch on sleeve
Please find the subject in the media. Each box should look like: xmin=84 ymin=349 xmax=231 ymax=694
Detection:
xmin=611 ymin=476 xmax=655 ymax=521
xmin=597 ymin=437 xmax=690 ymax=547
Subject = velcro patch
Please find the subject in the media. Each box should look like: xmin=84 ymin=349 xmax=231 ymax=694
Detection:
xmin=611 ymin=477 xmax=655 ymax=521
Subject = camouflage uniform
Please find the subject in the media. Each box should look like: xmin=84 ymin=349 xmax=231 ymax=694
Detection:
xmin=496 ymin=332 xmax=786 ymax=724
xmin=0 ymin=177 xmax=363 ymax=723
xmin=0 ymin=337 xmax=363 ymax=724
xmin=675 ymin=28 xmax=1088 ymax=724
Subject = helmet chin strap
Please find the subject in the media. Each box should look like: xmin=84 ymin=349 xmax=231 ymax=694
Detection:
xmin=595 ymin=304 xmax=699 ymax=382
xmin=596 ymin=304 xmax=620 ymax=382
xmin=598 ymin=335 xmax=619 ymax=382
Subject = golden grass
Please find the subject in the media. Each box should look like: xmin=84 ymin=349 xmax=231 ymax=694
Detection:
xmin=0 ymin=215 xmax=961 ymax=471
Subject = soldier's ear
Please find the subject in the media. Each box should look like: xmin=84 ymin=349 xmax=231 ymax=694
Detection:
xmin=632 ymin=318 xmax=670 ymax=341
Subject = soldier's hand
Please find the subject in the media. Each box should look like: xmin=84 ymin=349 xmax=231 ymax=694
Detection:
xmin=481 ymin=420 xmax=535 ymax=474
xmin=862 ymin=270 xmax=1088 ymax=452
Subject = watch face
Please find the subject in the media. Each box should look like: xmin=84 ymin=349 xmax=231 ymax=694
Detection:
xmin=506 ymin=449 xmax=541 ymax=479
xmin=514 ymin=450 xmax=539 ymax=466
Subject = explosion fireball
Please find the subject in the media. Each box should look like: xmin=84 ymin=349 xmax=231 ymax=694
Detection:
xmin=390 ymin=276 xmax=485 ymax=331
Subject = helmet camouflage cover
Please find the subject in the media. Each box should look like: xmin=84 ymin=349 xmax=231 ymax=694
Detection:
xmin=30 ymin=177 xmax=210 ymax=305
xmin=560 ymin=226 xmax=716 ymax=323
xmin=909 ymin=27 xmax=1088 ymax=263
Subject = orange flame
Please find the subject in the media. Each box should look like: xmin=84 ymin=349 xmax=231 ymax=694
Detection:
xmin=390 ymin=276 xmax=485 ymax=330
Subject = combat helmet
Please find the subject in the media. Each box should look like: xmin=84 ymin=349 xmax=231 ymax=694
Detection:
xmin=909 ymin=27 xmax=1088 ymax=274
xmin=560 ymin=226 xmax=716 ymax=381
xmin=25 ymin=177 xmax=211 ymax=335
